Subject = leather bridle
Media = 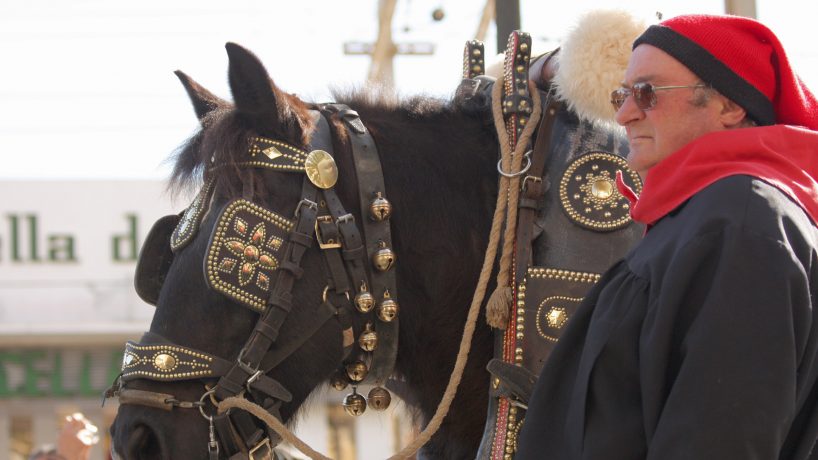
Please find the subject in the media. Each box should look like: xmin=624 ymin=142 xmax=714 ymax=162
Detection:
xmin=107 ymin=105 xmax=399 ymax=459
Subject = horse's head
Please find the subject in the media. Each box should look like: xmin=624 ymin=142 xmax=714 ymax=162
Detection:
xmin=110 ymin=43 xmax=387 ymax=459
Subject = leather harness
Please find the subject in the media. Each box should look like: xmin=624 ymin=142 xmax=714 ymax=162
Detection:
xmin=111 ymin=106 xmax=398 ymax=459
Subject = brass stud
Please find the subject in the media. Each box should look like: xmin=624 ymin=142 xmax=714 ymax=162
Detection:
xmin=153 ymin=353 xmax=176 ymax=371
xmin=304 ymin=150 xmax=338 ymax=189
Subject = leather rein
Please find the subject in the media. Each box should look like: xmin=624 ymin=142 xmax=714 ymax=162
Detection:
xmin=107 ymin=105 xmax=399 ymax=460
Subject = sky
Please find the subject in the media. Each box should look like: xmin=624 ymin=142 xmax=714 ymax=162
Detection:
xmin=2 ymin=0 xmax=817 ymax=180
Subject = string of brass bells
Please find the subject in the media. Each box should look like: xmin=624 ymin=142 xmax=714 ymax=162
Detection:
xmin=329 ymin=191 xmax=397 ymax=416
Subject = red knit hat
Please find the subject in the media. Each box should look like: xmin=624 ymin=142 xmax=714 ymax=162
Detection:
xmin=633 ymin=14 xmax=818 ymax=130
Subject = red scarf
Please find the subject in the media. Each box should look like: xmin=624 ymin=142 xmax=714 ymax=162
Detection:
xmin=616 ymin=125 xmax=818 ymax=228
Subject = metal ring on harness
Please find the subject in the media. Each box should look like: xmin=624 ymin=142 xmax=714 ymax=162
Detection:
xmin=322 ymin=285 xmax=351 ymax=303
xmin=198 ymin=388 xmax=219 ymax=420
xmin=497 ymin=150 xmax=533 ymax=178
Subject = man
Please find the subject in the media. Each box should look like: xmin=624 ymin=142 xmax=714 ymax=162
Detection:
xmin=515 ymin=14 xmax=818 ymax=460
xmin=29 ymin=413 xmax=98 ymax=460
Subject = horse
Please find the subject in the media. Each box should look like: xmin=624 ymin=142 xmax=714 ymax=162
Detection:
xmin=109 ymin=42 xmax=502 ymax=459
xmin=108 ymin=37 xmax=641 ymax=458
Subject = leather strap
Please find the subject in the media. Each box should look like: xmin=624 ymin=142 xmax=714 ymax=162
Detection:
xmin=328 ymin=104 xmax=399 ymax=386
xmin=514 ymin=95 xmax=561 ymax=278
xmin=117 ymin=388 xmax=177 ymax=411
xmin=486 ymin=358 xmax=536 ymax=404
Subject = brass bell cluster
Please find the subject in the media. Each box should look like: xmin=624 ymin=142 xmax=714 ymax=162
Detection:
xmin=333 ymin=326 xmax=394 ymax=416
xmin=333 ymin=358 xmax=393 ymax=417
xmin=333 ymin=191 xmax=397 ymax=417
xmin=340 ymin=385 xmax=393 ymax=417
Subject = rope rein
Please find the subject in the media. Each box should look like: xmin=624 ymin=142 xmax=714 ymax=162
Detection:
xmin=217 ymin=80 xmax=542 ymax=460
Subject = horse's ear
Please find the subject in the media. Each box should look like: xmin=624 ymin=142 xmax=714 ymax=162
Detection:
xmin=225 ymin=42 xmax=282 ymax=132
xmin=174 ymin=70 xmax=228 ymax=121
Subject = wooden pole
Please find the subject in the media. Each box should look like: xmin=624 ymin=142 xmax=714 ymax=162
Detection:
xmin=495 ymin=0 xmax=520 ymax=52
xmin=368 ymin=0 xmax=399 ymax=89
xmin=475 ymin=0 xmax=495 ymax=42
xmin=724 ymin=0 xmax=757 ymax=18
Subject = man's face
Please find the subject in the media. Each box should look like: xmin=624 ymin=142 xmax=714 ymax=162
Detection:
xmin=615 ymin=44 xmax=727 ymax=178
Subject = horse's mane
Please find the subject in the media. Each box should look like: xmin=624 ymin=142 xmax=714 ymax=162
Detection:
xmin=167 ymin=87 xmax=492 ymax=200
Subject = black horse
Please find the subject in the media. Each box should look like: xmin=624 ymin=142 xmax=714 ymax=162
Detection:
xmin=109 ymin=42 xmax=638 ymax=459
xmin=110 ymin=43 xmax=500 ymax=459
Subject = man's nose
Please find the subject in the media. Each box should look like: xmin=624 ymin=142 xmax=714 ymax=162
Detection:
xmin=614 ymin=94 xmax=644 ymax=126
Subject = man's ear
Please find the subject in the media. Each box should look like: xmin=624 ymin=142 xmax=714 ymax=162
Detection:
xmin=720 ymin=96 xmax=749 ymax=128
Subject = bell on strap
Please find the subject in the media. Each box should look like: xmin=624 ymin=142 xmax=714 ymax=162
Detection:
xmin=343 ymin=387 xmax=367 ymax=416
xmin=358 ymin=323 xmax=378 ymax=352
xmin=367 ymin=386 xmax=392 ymax=411
xmin=372 ymin=240 xmax=396 ymax=272
xmin=345 ymin=360 xmax=368 ymax=382
xmin=377 ymin=289 xmax=399 ymax=323
xmin=330 ymin=369 xmax=350 ymax=391
xmin=368 ymin=192 xmax=393 ymax=221
xmin=354 ymin=281 xmax=375 ymax=313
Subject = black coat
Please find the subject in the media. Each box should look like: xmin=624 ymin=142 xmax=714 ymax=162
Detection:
xmin=516 ymin=175 xmax=818 ymax=459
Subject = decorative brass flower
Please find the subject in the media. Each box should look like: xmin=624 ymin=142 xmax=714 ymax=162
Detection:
xmin=222 ymin=218 xmax=279 ymax=289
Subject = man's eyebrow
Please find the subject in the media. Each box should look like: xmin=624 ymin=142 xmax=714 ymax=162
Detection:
xmin=619 ymin=75 xmax=657 ymax=87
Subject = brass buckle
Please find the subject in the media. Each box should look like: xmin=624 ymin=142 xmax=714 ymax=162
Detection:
xmin=249 ymin=437 xmax=273 ymax=460
xmin=315 ymin=216 xmax=342 ymax=249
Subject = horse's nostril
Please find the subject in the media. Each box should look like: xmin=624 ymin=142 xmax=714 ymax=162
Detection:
xmin=124 ymin=424 xmax=162 ymax=460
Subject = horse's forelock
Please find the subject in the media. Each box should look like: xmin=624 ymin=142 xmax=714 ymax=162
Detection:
xmin=167 ymin=90 xmax=315 ymax=202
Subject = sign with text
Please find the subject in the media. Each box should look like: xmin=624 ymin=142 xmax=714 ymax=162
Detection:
xmin=0 ymin=348 xmax=123 ymax=397
xmin=0 ymin=181 xmax=188 ymax=333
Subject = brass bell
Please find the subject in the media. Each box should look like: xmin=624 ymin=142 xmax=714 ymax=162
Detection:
xmin=373 ymin=241 xmax=396 ymax=272
xmin=354 ymin=282 xmax=375 ymax=313
xmin=358 ymin=323 xmax=378 ymax=352
xmin=377 ymin=290 xmax=399 ymax=323
xmin=367 ymin=386 xmax=392 ymax=411
xmin=369 ymin=192 xmax=393 ymax=221
xmin=330 ymin=370 xmax=349 ymax=391
xmin=342 ymin=388 xmax=367 ymax=416
xmin=345 ymin=360 xmax=368 ymax=382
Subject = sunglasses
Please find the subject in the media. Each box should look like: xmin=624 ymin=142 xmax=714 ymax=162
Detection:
xmin=610 ymin=82 xmax=708 ymax=111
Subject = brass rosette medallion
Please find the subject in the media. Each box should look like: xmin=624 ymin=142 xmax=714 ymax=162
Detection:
xmin=304 ymin=150 xmax=338 ymax=189
xmin=205 ymin=199 xmax=293 ymax=312
xmin=121 ymin=342 xmax=214 ymax=381
xmin=559 ymin=151 xmax=642 ymax=231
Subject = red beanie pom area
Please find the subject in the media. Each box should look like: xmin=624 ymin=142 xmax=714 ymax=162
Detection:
xmin=633 ymin=14 xmax=818 ymax=131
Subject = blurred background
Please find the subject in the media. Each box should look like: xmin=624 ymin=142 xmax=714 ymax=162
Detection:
xmin=1 ymin=0 xmax=816 ymax=458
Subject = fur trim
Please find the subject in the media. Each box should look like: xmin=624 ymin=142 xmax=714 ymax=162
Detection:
xmin=553 ymin=10 xmax=647 ymax=125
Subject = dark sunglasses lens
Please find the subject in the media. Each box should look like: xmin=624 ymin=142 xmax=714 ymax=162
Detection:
xmin=611 ymin=89 xmax=627 ymax=110
xmin=633 ymin=83 xmax=655 ymax=110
